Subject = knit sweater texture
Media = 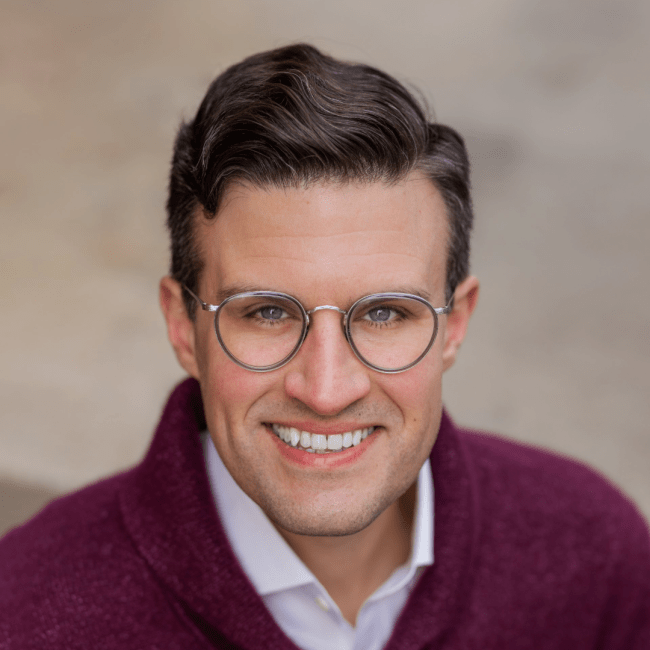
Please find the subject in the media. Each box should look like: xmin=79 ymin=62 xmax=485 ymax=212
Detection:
xmin=1 ymin=378 xmax=649 ymax=649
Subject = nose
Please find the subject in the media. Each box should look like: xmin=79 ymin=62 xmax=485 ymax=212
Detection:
xmin=283 ymin=310 xmax=371 ymax=416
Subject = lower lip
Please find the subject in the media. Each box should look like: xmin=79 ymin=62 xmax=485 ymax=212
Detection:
xmin=268 ymin=427 xmax=379 ymax=468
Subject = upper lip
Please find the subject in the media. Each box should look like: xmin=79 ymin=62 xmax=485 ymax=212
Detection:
xmin=266 ymin=421 xmax=377 ymax=436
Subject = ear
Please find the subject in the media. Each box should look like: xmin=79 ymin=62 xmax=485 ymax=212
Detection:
xmin=441 ymin=275 xmax=479 ymax=372
xmin=159 ymin=276 xmax=200 ymax=379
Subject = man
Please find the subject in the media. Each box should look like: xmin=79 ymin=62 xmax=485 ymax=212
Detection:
xmin=1 ymin=44 xmax=648 ymax=649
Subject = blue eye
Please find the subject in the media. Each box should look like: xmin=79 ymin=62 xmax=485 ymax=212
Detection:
xmin=259 ymin=305 xmax=286 ymax=321
xmin=367 ymin=307 xmax=393 ymax=322
xmin=357 ymin=302 xmax=410 ymax=328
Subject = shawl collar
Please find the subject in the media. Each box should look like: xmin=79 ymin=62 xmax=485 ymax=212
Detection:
xmin=386 ymin=408 xmax=479 ymax=649
xmin=119 ymin=378 xmax=478 ymax=649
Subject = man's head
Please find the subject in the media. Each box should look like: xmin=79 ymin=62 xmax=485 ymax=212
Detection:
xmin=166 ymin=43 xmax=473 ymax=315
xmin=160 ymin=44 xmax=478 ymax=538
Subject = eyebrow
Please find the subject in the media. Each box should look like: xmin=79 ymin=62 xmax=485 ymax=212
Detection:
xmin=213 ymin=284 xmax=434 ymax=305
xmin=214 ymin=284 xmax=269 ymax=304
xmin=387 ymin=287 xmax=432 ymax=301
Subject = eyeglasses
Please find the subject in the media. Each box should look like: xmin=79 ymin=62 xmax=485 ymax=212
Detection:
xmin=183 ymin=286 xmax=452 ymax=374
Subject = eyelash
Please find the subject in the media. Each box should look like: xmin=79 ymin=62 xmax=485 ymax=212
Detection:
xmin=358 ymin=308 xmax=408 ymax=327
xmin=244 ymin=306 xmax=293 ymax=326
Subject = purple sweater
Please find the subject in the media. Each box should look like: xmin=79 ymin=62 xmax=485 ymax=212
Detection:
xmin=1 ymin=378 xmax=649 ymax=649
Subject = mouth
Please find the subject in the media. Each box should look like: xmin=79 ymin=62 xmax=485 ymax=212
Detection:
xmin=268 ymin=423 xmax=377 ymax=454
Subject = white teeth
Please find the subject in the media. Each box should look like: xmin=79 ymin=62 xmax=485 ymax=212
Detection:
xmin=270 ymin=425 xmax=375 ymax=453
xmin=327 ymin=434 xmax=343 ymax=450
xmin=311 ymin=434 xmax=327 ymax=450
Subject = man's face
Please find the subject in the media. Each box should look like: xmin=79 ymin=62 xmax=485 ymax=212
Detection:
xmin=164 ymin=174 xmax=471 ymax=537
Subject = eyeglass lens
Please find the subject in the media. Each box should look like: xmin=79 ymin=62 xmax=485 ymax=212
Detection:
xmin=216 ymin=294 xmax=437 ymax=371
xmin=217 ymin=295 xmax=305 ymax=369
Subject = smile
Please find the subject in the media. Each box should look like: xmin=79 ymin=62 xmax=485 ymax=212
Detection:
xmin=270 ymin=424 xmax=376 ymax=454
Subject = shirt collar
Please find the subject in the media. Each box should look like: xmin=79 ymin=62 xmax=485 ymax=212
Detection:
xmin=202 ymin=432 xmax=434 ymax=597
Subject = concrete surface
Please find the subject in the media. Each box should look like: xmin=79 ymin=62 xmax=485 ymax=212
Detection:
xmin=0 ymin=478 xmax=58 ymax=538
xmin=1 ymin=0 xmax=649 ymax=533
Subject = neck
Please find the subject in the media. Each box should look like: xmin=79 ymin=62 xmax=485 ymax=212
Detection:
xmin=275 ymin=482 xmax=416 ymax=626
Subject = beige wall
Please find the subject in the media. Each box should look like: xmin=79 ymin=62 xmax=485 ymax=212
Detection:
xmin=2 ymin=0 xmax=649 ymax=517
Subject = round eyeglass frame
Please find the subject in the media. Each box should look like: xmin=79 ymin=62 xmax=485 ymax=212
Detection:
xmin=183 ymin=286 xmax=452 ymax=374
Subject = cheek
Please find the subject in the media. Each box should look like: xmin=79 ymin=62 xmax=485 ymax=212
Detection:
xmin=199 ymin=357 xmax=271 ymax=472
xmin=205 ymin=358 xmax=258 ymax=420
xmin=200 ymin=343 xmax=279 ymax=438
xmin=381 ymin=358 xmax=443 ymax=428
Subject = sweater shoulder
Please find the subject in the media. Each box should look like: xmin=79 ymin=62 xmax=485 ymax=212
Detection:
xmin=0 ymin=472 xmax=126 ymax=569
xmin=444 ymin=426 xmax=650 ymax=646
xmin=457 ymin=426 xmax=649 ymax=561
xmin=0 ymin=473 xmax=192 ymax=647
xmin=0 ymin=474 xmax=129 ymax=601
xmin=459 ymin=427 xmax=638 ymax=512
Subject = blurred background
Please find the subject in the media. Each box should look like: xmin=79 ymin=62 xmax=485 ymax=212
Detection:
xmin=2 ymin=0 xmax=649 ymax=535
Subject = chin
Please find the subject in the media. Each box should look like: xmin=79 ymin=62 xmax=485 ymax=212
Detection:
xmin=265 ymin=499 xmax=387 ymax=538
xmin=280 ymin=520 xmax=374 ymax=538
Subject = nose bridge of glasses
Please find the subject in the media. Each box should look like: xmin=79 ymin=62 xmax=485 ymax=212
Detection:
xmin=306 ymin=305 xmax=347 ymax=316
xmin=305 ymin=305 xmax=348 ymax=330
xmin=303 ymin=305 xmax=349 ymax=341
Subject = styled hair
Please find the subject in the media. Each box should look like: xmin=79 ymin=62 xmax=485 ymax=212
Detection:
xmin=166 ymin=43 xmax=473 ymax=316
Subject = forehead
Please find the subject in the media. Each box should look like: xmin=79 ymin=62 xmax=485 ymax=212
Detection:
xmin=196 ymin=174 xmax=449 ymax=301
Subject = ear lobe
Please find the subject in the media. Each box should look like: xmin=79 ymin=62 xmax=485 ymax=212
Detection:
xmin=441 ymin=275 xmax=479 ymax=372
xmin=159 ymin=276 xmax=201 ymax=379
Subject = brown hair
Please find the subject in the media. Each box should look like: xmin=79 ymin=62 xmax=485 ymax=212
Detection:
xmin=166 ymin=43 xmax=473 ymax=315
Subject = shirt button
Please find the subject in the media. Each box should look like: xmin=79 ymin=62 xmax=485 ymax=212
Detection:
xmin=315 ymin=595 xmax=330 ymax=612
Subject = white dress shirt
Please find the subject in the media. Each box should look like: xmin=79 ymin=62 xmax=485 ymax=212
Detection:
xmin=202 ymin=433 xmax=434 ymax=650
